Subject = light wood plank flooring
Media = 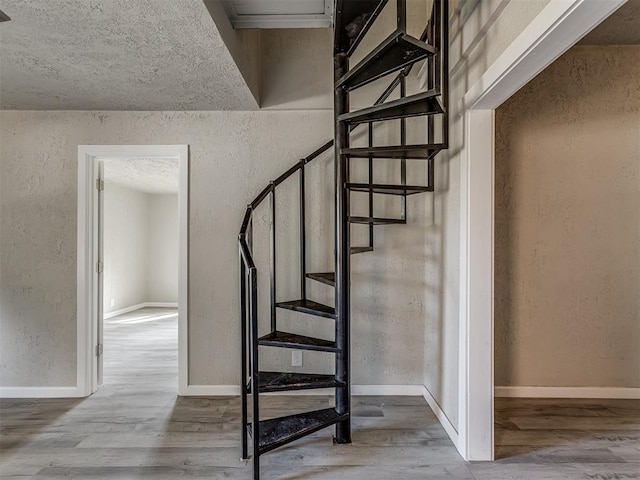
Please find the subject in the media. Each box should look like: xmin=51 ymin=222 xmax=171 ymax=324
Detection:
xmin=1 ymin=308 xmax=638 ymax=479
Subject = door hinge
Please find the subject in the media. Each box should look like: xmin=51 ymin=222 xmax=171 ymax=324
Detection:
xmin=96 ymin=260 xmax=103 ymax=273
xmin=96 ymin=178 xmax=104 ymax=191
xmin=95 ymin=343 xmax=103 ymax=356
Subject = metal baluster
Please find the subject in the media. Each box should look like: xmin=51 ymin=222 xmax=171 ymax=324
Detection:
xmin=249 ymin=267 xmax=260 ymax=479
xmin=299 ymin=165 xmax=307 ymax=300
xmin=334 ymin=52 xmax=351 ymax=445
xmin=442 ymin=0 xmax=450 ymax=149
xmin=270 ymin=185 xmax=276 ymax=332
xmin=428 ymin=2 xmax=436 ymax=191
xmin=400 ymin=73 xmax=407 ymax=220
xmin=368 ymin=123 xmax=374 ymax=249
xmin=240 ymin=255 xmax=248 ymax=460
xmin=397 ymin=0 xmax=406 ymax=30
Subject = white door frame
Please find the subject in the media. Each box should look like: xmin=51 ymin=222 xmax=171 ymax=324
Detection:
xmin=77 ymin=145 xmax=189 ymax=397
xmin=458 ymin=0 xmax=626 ymax=461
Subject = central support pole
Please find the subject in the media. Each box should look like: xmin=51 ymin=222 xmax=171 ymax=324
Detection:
xmin=334 ymin=52 xmax=351 ymax=444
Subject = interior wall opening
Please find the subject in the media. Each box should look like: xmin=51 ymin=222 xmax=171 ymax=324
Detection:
xmin=493 ymin=1 xmax=640 ymax=461
xmin=99 ymin=157 xmax=180 ymax=392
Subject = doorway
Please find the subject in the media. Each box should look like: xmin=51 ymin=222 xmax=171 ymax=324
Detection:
xmin=492 ymin=3 xmax=640 ymax=464
xmin=101 ymin=158 xmax=180 ymax=390
xmin=457 ymin=0 xmax=626 ymax=461
xmin=77 ymin=145 xmax=189 ymax=396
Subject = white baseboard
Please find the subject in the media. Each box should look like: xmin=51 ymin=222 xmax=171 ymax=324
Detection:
xmin=353 ymin=384 xmax=423 ymax=395
xmin=103 ymin=303 xmax=146 ymax=319
xmin=103 ymin=302 xmax=178 ymax=319
xmin=181 ymin=384 xmax=423 ymax=397
xmin=422 ymin=386 xmax=459 ymax=448
xmin=0 ymin=386 xmax=86 ymax=398
xmin=495 ymin=386 xmax=640 ymax=399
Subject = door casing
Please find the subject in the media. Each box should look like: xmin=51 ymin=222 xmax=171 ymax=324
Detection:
xmin=77 ymin=145 xmax=189 ymax=396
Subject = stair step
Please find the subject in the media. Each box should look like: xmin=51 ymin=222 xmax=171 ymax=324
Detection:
xmin=348 ymin=183 xmax=433 ymax=196
xmin=338 ymin=90 xmax=443 ymax=124
xmin=334 ymin=0 xmax=389 ymax=56
xmin=259 ymin=331 xmax=338 ymax=353
xmin=306 ymin=272 xmax=335 ymax=287
xmin=337 ymin=30 xmax=436 ymax=91
xmin=350 ymin=246 xmax=374 ymax=255
xmin=276 ymin=299 xmax=335 ymax=319
xmin=249 ymin=372 xmax=345 ymax=393
xmin=342 ymin=143 xmax=444 ymax=159
xmin=349 ymin=216 xmax=406 ymax=225
xmin=247 ymin=407 xmax=349 ymax=455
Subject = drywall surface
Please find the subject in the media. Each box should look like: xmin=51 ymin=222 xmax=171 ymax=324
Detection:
xmin=202 ymin=0 xmax=261 ymax=104
xmin=259 ymin=1 xmax=428 ymax=110
xmin=147 ymin=194 xmax=179 ymax=303
xmin=495 ymin=46 xmax=640 ymax=388
xmin=0 ymin=109 xmax=425 ymax=388
xmin=421 ymin=0 xmax=552 ymax=430
xmin=103 ymin=182 xmax=150 ymax=316
xmin=260 ymin=28 xmax=333 ymax=110
xmin=0 ymin=115 xmax=78 ymax=387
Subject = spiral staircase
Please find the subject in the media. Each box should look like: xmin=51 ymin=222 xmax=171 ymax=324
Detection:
xmin=238 ymin=1 xmax=449 ymax=478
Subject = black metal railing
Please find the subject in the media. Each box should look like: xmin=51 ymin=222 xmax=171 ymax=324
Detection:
xmin=238 ymin=139 xmax=331 ymax=460
xmin=238 ymin=0 xmax=448 ymax=463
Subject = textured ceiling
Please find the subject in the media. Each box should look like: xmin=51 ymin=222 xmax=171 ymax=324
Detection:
xmin=579 ymin=0 xmax=640 ymax=45
xmin=103 ymin=158 xmax=179 ymax=194
xmin=0 ymin=0 xmax=258 ymax=110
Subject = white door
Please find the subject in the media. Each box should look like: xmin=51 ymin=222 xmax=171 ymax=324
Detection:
xmin=96 ymin=160 xmax=105 ymax=386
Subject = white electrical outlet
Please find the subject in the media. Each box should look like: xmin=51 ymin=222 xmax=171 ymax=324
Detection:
xmin=110 ymin=298 xmax=115 ymax=307
xmin=292 ymin=350 xmax=303 ymax=367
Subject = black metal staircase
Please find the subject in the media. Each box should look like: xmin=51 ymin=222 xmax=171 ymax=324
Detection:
xmin=238 ymin=1 xmax=448 ymax=478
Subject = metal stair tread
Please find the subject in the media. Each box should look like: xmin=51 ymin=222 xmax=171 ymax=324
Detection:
xmin=247 ymin=408 xmax=349 ymax=455
xmin=248 ymin=372 xmax=345 ymax=393
xmin=338 ymin=89 xmax=443 ymax=124
xmin=342 ymin=143 xmax=444 ymax=159
xmin=350 ymin=246 xmax=374 ymax=255
xmin=347 ymin=183 xmax=434 ymax=196
xmin=275 ymin=299 xmax=335 ymax=319
xmin=334 ymin=0 xmax=389 ymax=56
xmin=349 ymin=216 xmax=406 ymax=225
xmin=258 ymin=331 xmax=338 ymax=352
xmin=306 ymin=272 xmax=336 ymax=287
xmin=337 ymin=29 xmax=436 ymax=91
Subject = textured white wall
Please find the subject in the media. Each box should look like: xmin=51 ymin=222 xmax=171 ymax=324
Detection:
xmin=0 ymin=110 xmax=427 ymax=388
xmin=495 ymin=46 xmax=640 ymax=388
xmin=147 ymin=194 xmax=179 ymax=303
xmin=103 ymin=182 xmax=150 ymax=315
xmin=421 ymin=0 xmax=552 ymax=429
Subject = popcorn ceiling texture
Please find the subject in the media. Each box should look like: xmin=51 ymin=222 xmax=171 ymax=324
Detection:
xmin=0 ymin=0 xmax=258 ymax=110
xmin=103 ymin=158 xmax=179 ymax=194
xmin=495 ymin=46 xmax=640 ymax=388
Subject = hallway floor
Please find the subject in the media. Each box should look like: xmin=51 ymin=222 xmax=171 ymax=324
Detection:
xmin=1 ymin=307 xmax=638 ymax=479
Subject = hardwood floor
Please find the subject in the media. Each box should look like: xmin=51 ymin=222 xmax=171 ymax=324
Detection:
xmin=1 ymin=307 xmax=638 ymax=479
